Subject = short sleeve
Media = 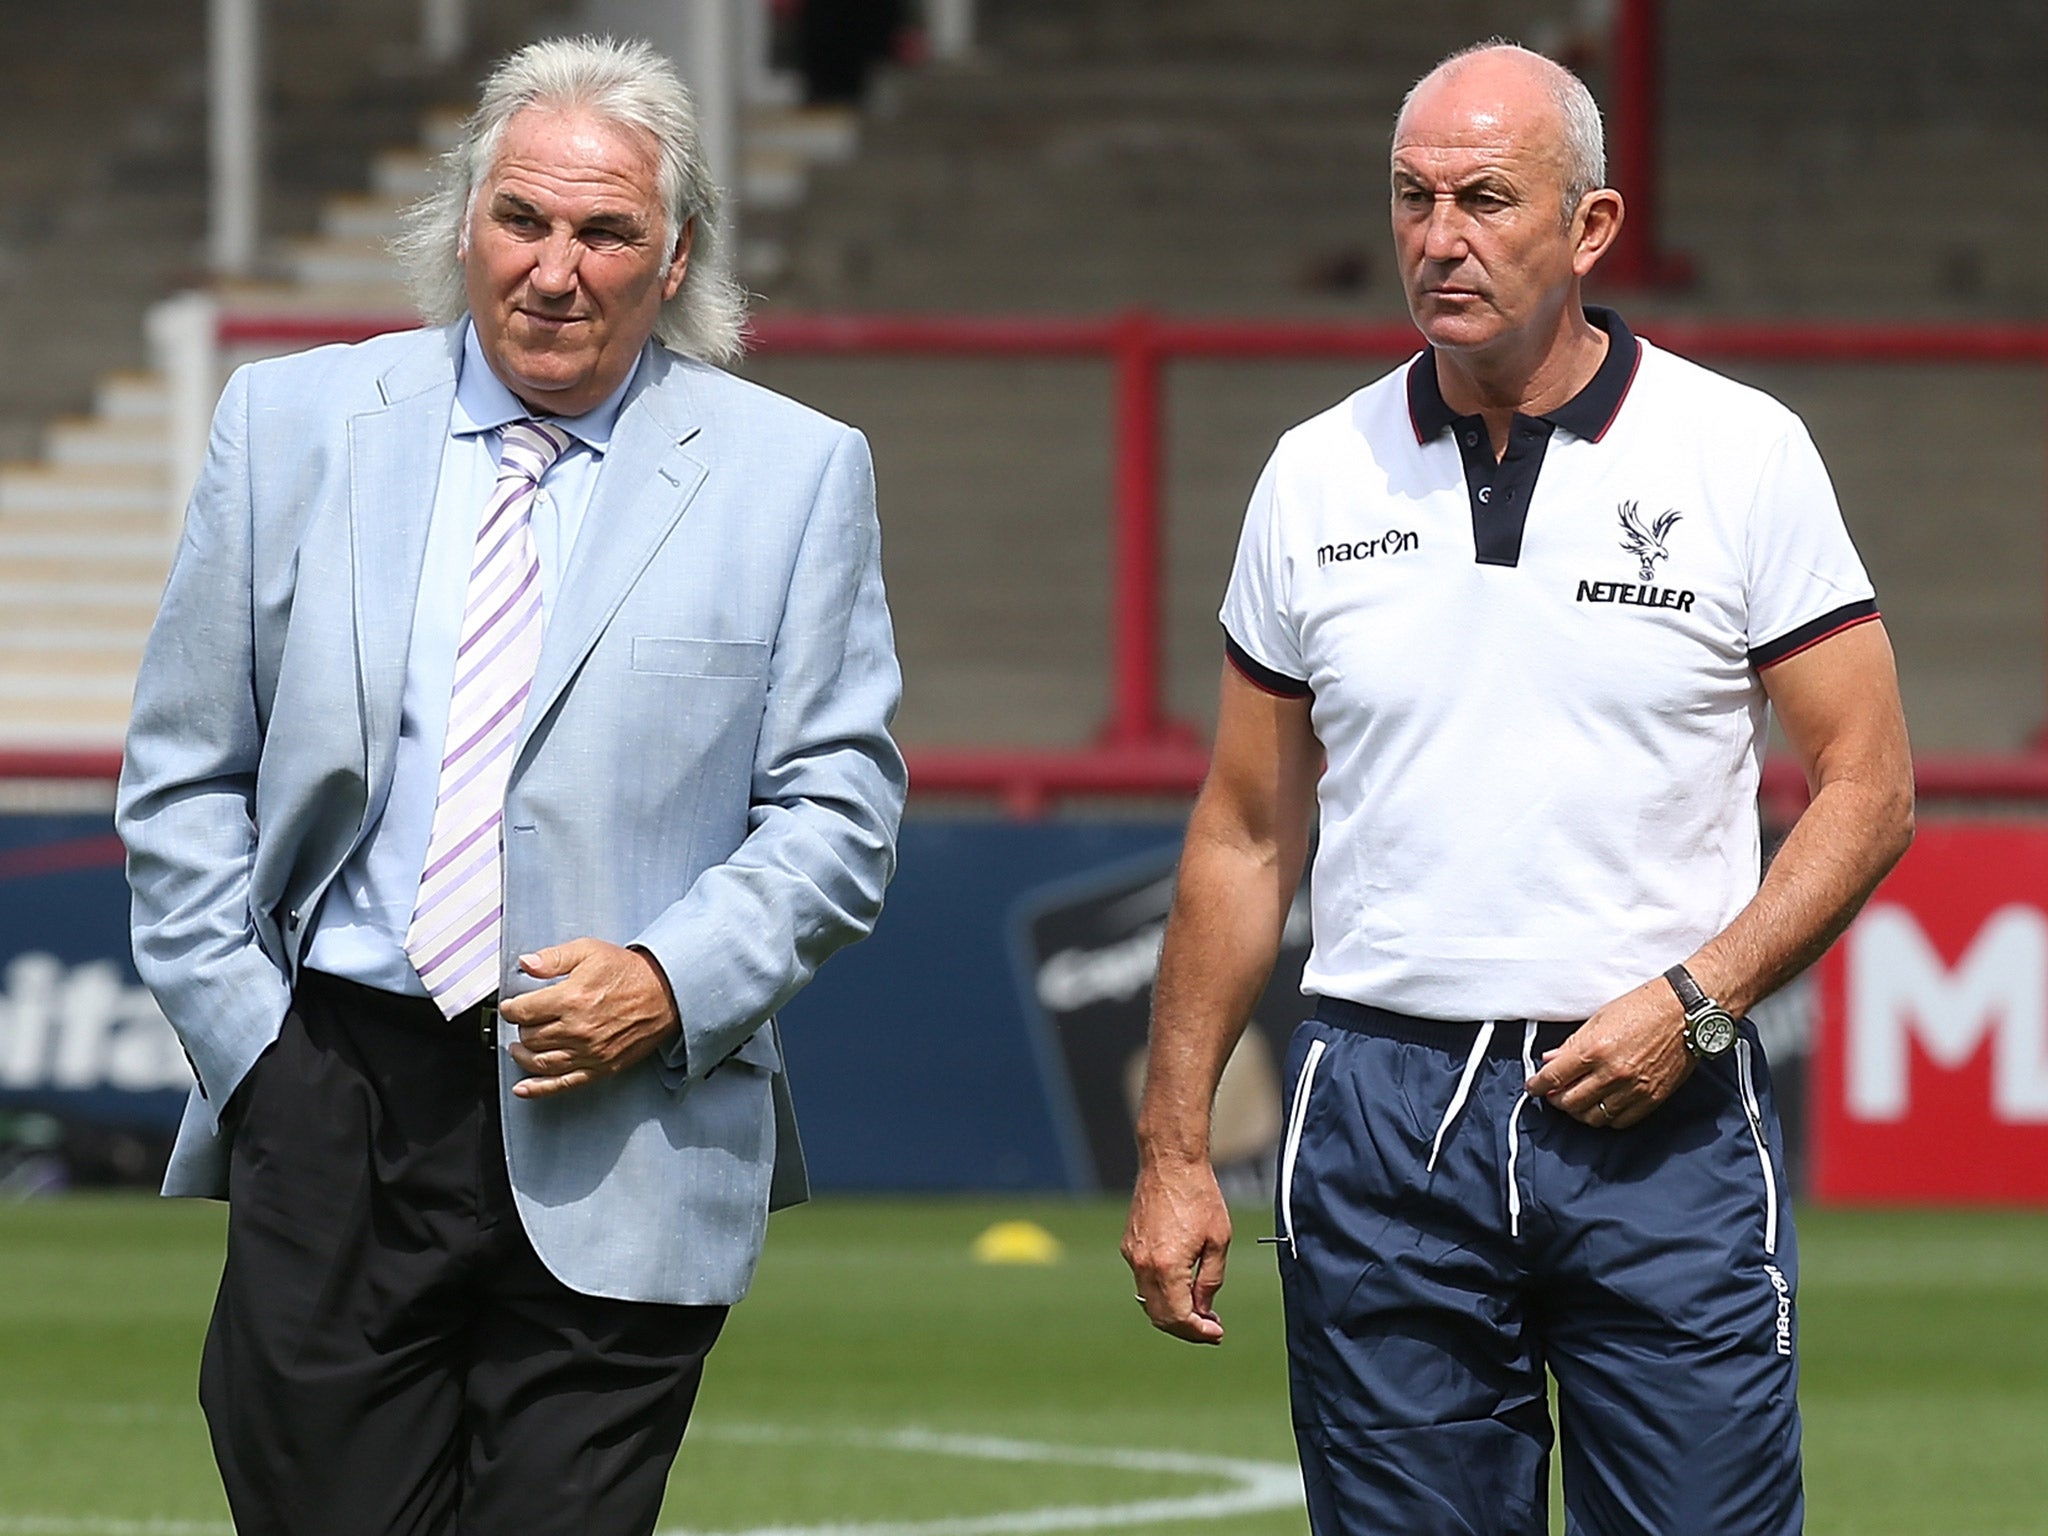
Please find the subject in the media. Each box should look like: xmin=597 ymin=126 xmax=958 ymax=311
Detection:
xmin=1219 ymin=450 xmax=1311 ymax=696
xmin=1744 ymin=418 xmax=1880 ymax=669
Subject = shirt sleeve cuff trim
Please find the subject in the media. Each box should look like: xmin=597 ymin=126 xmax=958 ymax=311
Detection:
xmin=1751 ymin=599 xmax=1881 ymax=670
xmin=1225 ymin=634 xmax=1312 ymax=698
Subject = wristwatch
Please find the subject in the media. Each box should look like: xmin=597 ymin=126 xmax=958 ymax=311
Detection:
xmin=1664 ymin=964 xmax=1739 ymax=1061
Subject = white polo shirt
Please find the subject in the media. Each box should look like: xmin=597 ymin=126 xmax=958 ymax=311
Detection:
xmin=1221 ymin=309 xmax=1878 ymax=1021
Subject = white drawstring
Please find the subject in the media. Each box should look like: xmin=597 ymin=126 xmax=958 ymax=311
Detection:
xmin=1505 ymin=1022 xmax=1539 ymax=1237
xmin=1426 ymin=1021 xmax=1496 ymax=1172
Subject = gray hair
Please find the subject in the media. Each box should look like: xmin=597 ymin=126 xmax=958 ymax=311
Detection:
xmin=1395 ymin=41 xmax=1607 ymax=225
xmin=391 ymin=34 xmax=747 ymax=364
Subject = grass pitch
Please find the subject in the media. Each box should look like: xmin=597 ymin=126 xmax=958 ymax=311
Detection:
xmin=0 ymin=1197 xmax=2044 ymax=1534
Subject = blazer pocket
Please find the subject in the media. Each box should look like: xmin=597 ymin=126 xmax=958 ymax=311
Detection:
xmin=630 ymin=637 xmax=769 ymax=679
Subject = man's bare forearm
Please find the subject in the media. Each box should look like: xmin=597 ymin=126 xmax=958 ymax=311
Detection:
xmin=1125 ymin=667 xmax=1319 ymax=1343
xmin=1137 ymin=810 xmax=1308 ymax=1166
xmin=1694 ymin=623 xmax=1915 ymax=1014
xmin=1691 ymin=761 xmax=1913 ymax=1017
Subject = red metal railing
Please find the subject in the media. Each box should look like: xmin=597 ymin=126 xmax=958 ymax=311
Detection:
xmin=5 ymin=308 xmax=2047 ymax=815
xmin=1604 ymin=0 xmax=1693 ymax=290
xmin=740 ymin=312 xmax=2048 ymax=812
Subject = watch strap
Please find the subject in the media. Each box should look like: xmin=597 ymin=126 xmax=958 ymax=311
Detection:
xmin=1664 ymin=963 xmax=1708 ymax=1015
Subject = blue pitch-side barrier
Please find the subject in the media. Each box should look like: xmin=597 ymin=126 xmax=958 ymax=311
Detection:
xmin=0 ymin=814 xmax=1197 ymax=1192
xmin=0 ymin=813 xmax=1818 ymax=1195
xmin=0 ymin=818 xmax=193 ymax=1142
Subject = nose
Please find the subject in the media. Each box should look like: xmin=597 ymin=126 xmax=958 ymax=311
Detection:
xmin=1421 ymin=196 xmax=1468 ymax=262
xmin=529 ymin=230 xmax=581 ymax=297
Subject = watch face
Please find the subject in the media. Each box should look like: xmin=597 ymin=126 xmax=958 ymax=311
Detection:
xmin=1689 ymin=1008 xmax=1739 ymax=1059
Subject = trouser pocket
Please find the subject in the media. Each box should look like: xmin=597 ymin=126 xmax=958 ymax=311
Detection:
xmin=1733 ymin=1034 xmax=1781 ymax=1256
xmin=1278 ymin=1037 xmax=1328 ymax=1257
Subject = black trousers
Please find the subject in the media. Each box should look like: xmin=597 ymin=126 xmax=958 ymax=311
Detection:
xmin=201 ymin=971 xmax=728 ymax=1536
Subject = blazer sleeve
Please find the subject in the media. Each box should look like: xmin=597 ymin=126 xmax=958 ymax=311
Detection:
xmin=634 ymin=425 xmax=907 ymax=1081
xmin=115 ymin=365 xmax=292 ymax=1121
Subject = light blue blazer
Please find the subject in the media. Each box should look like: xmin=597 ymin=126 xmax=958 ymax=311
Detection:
xmin=116 ymin=324 xmax=906 ymax=1305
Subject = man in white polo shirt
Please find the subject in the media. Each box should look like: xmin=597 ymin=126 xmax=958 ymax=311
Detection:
xmin=1123 ymin=41 xmax=1913 ymax=1536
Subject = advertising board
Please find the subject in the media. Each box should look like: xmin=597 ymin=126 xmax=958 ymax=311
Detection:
xmin=0 ymin=819 xmax=188 ymax=1191
xmin=1814 ymin=824 xmax=2048 ymax=1203
xmin=1010 ymin=845 xmax=1313 ymax=1199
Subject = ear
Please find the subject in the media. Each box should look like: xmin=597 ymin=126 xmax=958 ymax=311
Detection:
xmin=662 ymin=219 xmax=695 ymax=302
xmin=1572 ymin=188 xmax=1624 ymax=278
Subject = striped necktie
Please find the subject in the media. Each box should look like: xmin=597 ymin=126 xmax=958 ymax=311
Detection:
xmin=404 ymin=419 xmax=571 ymax=1016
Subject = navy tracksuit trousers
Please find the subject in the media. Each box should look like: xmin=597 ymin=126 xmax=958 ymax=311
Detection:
xmin=1276 ymin=1001 xmax=1802 ymax=1536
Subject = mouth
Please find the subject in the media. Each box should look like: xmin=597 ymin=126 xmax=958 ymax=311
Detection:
xmin=514 ymin=308 xmax=590 ymax=331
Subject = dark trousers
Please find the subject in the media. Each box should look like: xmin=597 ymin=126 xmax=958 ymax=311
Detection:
xmin=1278 ymin=1005 xmax=1802 ymax=1536
xmin=201 ymin=970 xmax=728 ymax=1536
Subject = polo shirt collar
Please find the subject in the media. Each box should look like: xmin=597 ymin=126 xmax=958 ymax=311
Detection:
xmin=451 ymin=320 xmax=640 ymax=454
xmin=1406 ymin=306 xmax=1641 ymax=445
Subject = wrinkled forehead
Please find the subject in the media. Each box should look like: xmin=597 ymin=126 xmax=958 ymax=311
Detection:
xmin=1391 ymin=58 xmax=1567 ymax=174
xmin=481 ymin=105 xmax=666 ymax=205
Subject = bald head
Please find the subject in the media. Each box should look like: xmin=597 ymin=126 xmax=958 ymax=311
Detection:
xmin=1396 ymin=44 xmax=1606 ymax=223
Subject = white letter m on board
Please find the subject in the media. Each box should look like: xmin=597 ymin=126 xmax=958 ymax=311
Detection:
xmin=1848 ymin=905 xmax=2048 ymax=1122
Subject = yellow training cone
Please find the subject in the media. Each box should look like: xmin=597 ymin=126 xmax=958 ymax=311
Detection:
xmin=971 ymin=1220 xmax=1064 ymax=1265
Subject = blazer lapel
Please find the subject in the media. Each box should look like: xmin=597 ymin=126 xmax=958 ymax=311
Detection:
xmin=349 ymin=332 xmax=460 ymax=797
xmin=520 ymin=375 xmax=708 ymax=750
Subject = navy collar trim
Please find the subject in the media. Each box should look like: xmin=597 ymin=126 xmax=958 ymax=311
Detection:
xmin=1406 ymin=306 xmax=1641 ymax=445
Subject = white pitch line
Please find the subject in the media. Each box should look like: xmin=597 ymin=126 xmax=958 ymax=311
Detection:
xmin=0 ymin=1424 xmax=1303 ymax=1536
xmin=0 ymin=1522 xmax=229 ymax=1535
xmin=658 ymin=1424 xmax=1303 ymax=1536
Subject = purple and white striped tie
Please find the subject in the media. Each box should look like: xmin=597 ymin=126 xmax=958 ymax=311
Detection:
xmin=404 ymin=419 xmax=571 ymax=1016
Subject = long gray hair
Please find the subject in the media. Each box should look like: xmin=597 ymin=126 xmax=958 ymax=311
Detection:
xmin=391 ymin=34 xmax=747 ymax=364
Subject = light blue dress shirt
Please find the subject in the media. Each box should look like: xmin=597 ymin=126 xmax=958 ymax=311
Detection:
xmin=303 ymin=323 xmax=643 ymax=994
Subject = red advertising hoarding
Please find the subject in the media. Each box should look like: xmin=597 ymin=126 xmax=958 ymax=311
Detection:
xmin=1814 ymin=824 xmax=2048 ymax=1203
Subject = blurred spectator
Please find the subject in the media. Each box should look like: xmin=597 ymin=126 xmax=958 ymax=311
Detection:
xmin=796 ymin=0 xmax=907 ymax=105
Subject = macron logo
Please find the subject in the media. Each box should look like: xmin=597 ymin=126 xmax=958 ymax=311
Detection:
xmin=1764 ymin=1264 xmax=1793 ymax=1356
xmin=1318 ymin=530 xmax=1419 ymax=567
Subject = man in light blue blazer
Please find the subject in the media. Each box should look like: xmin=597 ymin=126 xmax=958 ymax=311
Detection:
xmin=116 ymin=35 xmax=904 ymax=1536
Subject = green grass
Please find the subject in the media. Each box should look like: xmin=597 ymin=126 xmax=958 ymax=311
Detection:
xmin=0 ymin=1198 xmax=2044 ymax=1533
xmin=1798 ymin=1212 xmax=2048 ymax=1536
